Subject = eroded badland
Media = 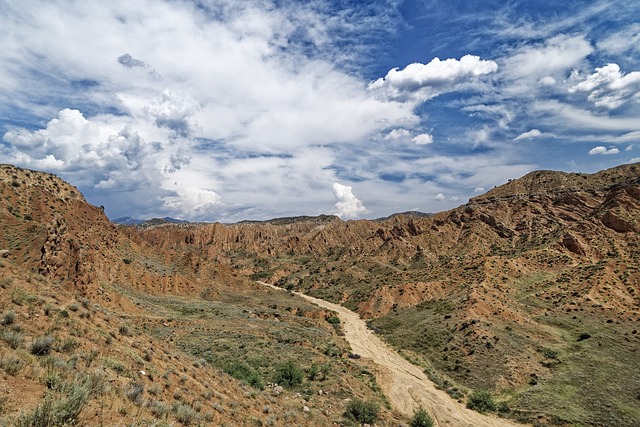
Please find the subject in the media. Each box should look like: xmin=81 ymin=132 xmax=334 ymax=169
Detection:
xmin=0 ymin=163 xmax=638 ymax=426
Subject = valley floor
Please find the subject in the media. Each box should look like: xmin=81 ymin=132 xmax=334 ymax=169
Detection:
xmin=258 ymin=281 xmax=528 ymax=427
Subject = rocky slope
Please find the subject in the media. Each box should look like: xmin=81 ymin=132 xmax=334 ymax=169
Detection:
xmin=1 ymin=162 xmax=638 ymax=426
xmin=0 ymin=164 xmax=406 ymax=426
xmin=123 ymin=162 xmax=640 ymax=426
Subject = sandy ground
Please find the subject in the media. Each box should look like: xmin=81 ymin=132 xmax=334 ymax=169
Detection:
xmin=258 ymin=282 xmax=528 ymax=427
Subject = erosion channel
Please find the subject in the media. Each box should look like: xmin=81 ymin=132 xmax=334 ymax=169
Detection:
xmin=258 ymin=281 xmax=528 ymax=427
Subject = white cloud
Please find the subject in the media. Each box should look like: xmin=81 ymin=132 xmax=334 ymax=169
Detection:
xmin=473 ymin=186 xmax=485 ymax=193
xmin=629 ymin=157 xmax=640 ymax=163
xmin=531 ymin=99 xmax=640 ymax=131
xmin=162 ymin=187 xmax=223 ymax=219
xmin=504 ymin=35 xmax=593 ymax=81
xmin=384 ymin=128 xmax=412 ymax=141
xmin=539 ymin=76 xmax=556 ymax=86
xmin=369 ymin=54 xmax=498 ymax=102
xmin=434 ymin=193 xmax=445 ymax=200
xmin=332 ymin=183 xmax=367 ymax=219
xmin=605 ymin=131 xmax=640 ymax=143
xmin=514 ymin=129 xmax=542 ymax=140
xmin=569 ymin=63 xmax=640 ymax=110
xmin=597 ymin=24 xmax=640 ymax=55
xmin=626 ymin=145 xmax=634 ymax=151
xmin=588 ymin=146 xmax=619 ymax=155
xmin=412 ymin=133 xmax=433 ymax=145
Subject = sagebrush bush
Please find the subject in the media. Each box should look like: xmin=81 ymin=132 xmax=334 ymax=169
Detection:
xmin=0 ymin=353 xmax=25 ymax=376
xmin=174 ymin=403 xmax=197 ymax=426
xmin=126 ymin=382 xmax=145 ymax=405
xmin=1 ymin=329 xmax=25 ymax=349
xmin=2 ymin=310 xmax=15 ymax=325
xmin=16 ymin=383 xmax=89 ymax=426
xmin=31 ymin=335 xmax=54 ymax=356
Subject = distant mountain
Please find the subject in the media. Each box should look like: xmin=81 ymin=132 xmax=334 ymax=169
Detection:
xmin=374 ymin=211 xmax=432 ymax=221
xmin=111 ymin=216 xmax=188 ymax=225
xmin=111 ymin=216 xmax=145 ymax=225
xmin=237 ymin=214 xmax=339 ymax=225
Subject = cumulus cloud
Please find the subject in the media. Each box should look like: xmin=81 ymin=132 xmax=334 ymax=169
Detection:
xmin=412 ymin=133 xmax=433 ymax=145
xmin=145 ymin=90 xmax=201 ymax=137
xmin=384 ymin=128 xmax=412 ymax=141
xmin=514 ymin=129 xmax=542 ymax=140
xmin=162 ymin=187 xmax=223 ymax=220
xmin=539 ymin=76 xmax=556 ymax=86
xmin=569 ymin=63 xmax=640 ymax=110
xmin=434 ymin=193 xmax=445 ymax=200
xmin=332 ymin=183 xmax=367 ymax=219
xmin=473 ymin=186 xmax=485 ymax=193
xmin=369 ymin=55 xmax=498 ymax=102
xmin=588 ymin=146 xmax=619 ymax=155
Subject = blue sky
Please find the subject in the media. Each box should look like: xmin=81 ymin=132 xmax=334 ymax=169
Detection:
xmin=1 ymin=0 xmax=639 ymax=221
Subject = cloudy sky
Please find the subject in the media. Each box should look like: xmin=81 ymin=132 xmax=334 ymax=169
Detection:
xmin=1 ymin=0 xmax=639 ymax=221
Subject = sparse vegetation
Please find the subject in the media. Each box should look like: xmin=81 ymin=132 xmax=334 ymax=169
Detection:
xmin=224 ymin=361 xmax=264 ymax=389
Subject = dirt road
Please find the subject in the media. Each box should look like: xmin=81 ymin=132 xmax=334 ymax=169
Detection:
xmin=258 ymin=282 xmax=527 ymax=427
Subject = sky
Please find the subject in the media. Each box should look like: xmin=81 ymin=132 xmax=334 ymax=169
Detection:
xmin=0 ymin=0 xmax=639 ymax=222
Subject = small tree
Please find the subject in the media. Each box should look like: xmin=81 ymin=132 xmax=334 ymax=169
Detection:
xmin=466 ymin=390 xmax=497 ymax=412
xmin=273 ymin=360 xmax=303 ymax=388
xmin=344 ymin=398 xmax=379 ymax=424
xmin=411 ymin=407 xmax=434 ymax=427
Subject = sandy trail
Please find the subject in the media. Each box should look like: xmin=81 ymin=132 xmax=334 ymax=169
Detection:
xmin=258 ymin=282 xmax=527 ymax=427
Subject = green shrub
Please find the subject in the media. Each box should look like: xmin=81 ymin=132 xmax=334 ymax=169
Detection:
xmin=31 ymin=335 xmax=55 ymax=356
xmin=327 ymin=316 xmax=340 ymax=325
xmin=466 ymin=390 xmax=497 ymax=412
xmin=273 ymin=360 xmax=303 ymax=388
xmin=410 ymin=407 xmax=434 ymax=427
xmin=344 ymin=398 xmax=379 ymax=424
xmin=224 ymin=361 xmax=264 ymax=389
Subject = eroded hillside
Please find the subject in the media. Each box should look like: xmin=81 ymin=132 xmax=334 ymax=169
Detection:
xmin=124 ymin=163 xmax=640 ymax=426
xmin=0 ymin=164 xmax=406 ymax=426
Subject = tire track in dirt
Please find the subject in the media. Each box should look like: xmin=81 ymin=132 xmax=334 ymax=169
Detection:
xmin=258 ymin=282 xmax=528 ymax=427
